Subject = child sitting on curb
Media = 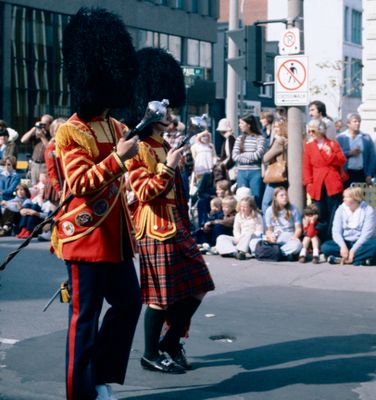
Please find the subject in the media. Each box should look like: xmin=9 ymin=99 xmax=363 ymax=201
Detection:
xmin=216 ymin=195 xmax=263 ymax=260
xmin=298 ymin=204 xmax=324 ymax=264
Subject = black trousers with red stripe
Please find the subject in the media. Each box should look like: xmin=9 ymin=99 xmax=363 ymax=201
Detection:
xmin=65 ymin=260 xmax=141 ymax=400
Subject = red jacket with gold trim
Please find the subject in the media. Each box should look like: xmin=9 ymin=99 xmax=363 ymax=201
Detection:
xmin=51 ymin=113 xmax=135 ymax=262
xmin=126 ymin=133 xmax=189 ymax=241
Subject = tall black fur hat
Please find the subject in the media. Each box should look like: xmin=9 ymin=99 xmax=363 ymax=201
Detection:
xmin=124 ymin=47 xmax=186 ymax=128
xmin=63 ymin=7 xmax=138 ymax=120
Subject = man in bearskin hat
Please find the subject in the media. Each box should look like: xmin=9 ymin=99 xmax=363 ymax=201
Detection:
xmin=125 ymin=47 xmax=215 ymax=374
xmin=52 ymin=8 xmax=141 ymax=400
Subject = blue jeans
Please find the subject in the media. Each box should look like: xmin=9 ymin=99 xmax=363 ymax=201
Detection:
xmin=321 ymin=239 xmax=376 ymax=265
xmin=237 ymin=169 xmax=262 ymax=208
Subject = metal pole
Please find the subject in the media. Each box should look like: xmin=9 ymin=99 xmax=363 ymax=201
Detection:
xmin=287 ymin=0 xmax=305 ymax=213
xmin=226 ymin=0 xmax=239 ymax=135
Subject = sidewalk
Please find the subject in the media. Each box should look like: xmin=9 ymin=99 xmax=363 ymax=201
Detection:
xmin=1 ymin=241 xmax=376 ymax=400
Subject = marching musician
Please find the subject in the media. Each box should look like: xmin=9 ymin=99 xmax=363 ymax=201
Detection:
xmin=125 ymin=48 xmax=215 ymax=374
xmin=51 ymin=8 xmax=141 ymax=400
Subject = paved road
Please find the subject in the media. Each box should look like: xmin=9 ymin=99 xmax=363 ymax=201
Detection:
xmin=1 ymin=237 xmax=376 ymax=400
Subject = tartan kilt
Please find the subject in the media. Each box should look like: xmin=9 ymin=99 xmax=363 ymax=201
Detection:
xmin=138 ymin=211 xmax=215 ymax=306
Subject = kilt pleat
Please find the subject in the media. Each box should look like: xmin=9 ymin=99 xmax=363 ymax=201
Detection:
xmin=138 ymin=211 xmax=215 ymax=306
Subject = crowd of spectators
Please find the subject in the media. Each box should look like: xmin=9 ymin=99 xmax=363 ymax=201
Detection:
xmin=1 ymin=102 xmax=376 ymax=267
xmin=184 ymin=102 xmax=376 ymax=266
xmin=0 ymin=114 xmax=65 ymax=239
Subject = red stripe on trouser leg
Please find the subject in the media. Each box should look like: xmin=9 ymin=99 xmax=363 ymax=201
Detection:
xmin=67 ymin=264 xmax=80 ymax=400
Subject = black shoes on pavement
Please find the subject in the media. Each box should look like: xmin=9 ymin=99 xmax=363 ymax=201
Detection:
xmin=141 ymin=354 xmax=185 ymax=374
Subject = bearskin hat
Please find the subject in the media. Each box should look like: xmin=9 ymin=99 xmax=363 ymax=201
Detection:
xmin=63 ymin=7 xmax=138 ymax=120
xmin=124 ymin=47 xmax=186 ymax=129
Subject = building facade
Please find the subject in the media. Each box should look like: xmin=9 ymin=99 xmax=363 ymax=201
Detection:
xmin=215 ymin=0 xmax=277 ymax=123
xmin=217 ymin=0 xmax=364 ymax=125
xmin=268 ymin=0 xmax=363 ymax=122
xmin=0 ymin=0 xmax=219 ymax=135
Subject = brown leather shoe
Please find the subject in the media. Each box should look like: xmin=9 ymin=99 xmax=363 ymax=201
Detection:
xmin=312 ymin=256 xmax=319 ymax=264
xmin=298 ymin=255 xmax=306 ymax=263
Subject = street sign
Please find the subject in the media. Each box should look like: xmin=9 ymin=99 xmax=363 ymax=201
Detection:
xmin=274 ymin=55 xmax=309 ymax=106
xmin=182 ymin=66 xmax=205 ymax=87
xmin=182 ymin=66 xmax=204 ymax=77
xmin=279 ymin=28 xmax=301 ymax=55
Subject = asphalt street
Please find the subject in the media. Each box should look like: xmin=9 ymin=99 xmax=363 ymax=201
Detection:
xmin=1 ymin=237 xmax=376 ymax=400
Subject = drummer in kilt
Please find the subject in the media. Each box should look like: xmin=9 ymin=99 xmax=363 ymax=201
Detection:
xmin=125 ymin=48 xmax=215 ymax=374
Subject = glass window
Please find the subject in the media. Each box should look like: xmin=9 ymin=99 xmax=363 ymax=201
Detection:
xmin=191 ymin=0 xmax=198 ymax=12
xmin=199 ymin=41 xmax=212 ymax=68
xmin=344 ymin=6 xmax=350 ymax=42
xmin=11 ymin=5 xmax=70 ymax=132
xmin=351 ymin=10 xmax=362 ymax=45
xmin=160 ymin=33 xmax=168 ymax=49
xmin=187 ymin=38 xmax=199 ymax=65
xmin=138 ymin=30 xmax=153 ymax=48
xmin=343 ymin=56 xmax=350 ymax=96
xmin=168 ymin=35 xmax=181 ymax=61
xmin=350 ymin=58 xmax=362 ymax=97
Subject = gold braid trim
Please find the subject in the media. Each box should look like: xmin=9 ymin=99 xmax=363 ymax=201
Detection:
xmin=55 ymin=123 xmax=99 ymax=159
xmin=126 ymin=141 xmax=157 ymax=173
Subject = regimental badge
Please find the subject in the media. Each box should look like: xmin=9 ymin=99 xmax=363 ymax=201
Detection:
xmin=93 ymin=199 xmax=109 ymax=216
xmin=75 ymin=212 xmax=93 ymax=227
xmin=62 ymin=221 xmax=75 ymax=236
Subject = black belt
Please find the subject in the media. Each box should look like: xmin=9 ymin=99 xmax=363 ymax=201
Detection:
xmin=32 ymin=160 xmax=45 ymax=164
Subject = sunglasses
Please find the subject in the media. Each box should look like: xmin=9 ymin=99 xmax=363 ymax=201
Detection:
xmin=308 ymin=129 xmax=318 ymax=133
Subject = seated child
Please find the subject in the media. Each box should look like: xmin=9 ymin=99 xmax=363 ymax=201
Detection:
xmin=202 ymin=195 xmax=237 ymax=247
xmin=298 ymin=204 xmax=322 ymax=264
xmin=0 ymin=183 xmax=32 ymax=236
xmin=262 ymin=187 xmax=303 ymax=260
xmin=216 ymin=195 xmax=263 ymax=260
xmin=194 ymin=197 xmax=223 ymax=246
xmin=215 ymin=179 xmax=232 ymax=199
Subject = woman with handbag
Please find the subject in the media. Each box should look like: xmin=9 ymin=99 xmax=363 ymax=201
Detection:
xmin=232 ymin=113 xmax=266 ymax=209
xmin=303 ymin=119 xmax=346 ymax=240
xmin=261 ymin=119 xmax=288 ymax=215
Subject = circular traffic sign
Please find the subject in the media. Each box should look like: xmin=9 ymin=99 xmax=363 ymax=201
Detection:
xmin=277 ymin=58 xmax=307 ymax=91
xmin=283 ymin=30 xmax=296 ymax=48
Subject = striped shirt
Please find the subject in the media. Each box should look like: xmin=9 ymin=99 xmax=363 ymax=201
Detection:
xmin=232 ymin=134 xmax=266 ymax=170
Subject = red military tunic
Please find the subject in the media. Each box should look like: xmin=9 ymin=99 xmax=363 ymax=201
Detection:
xmin=126 ymin=133 xmax=214 ymax=306
xmin=51 ymin=113 xmax=135 ymax=262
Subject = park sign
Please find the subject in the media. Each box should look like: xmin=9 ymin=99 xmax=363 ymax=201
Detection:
xmin=274 ymin=55 xmax=309 ymax=106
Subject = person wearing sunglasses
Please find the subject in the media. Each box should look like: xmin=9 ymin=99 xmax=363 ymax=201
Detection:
xmin=303 ymin=119 xmax=346 ymax=240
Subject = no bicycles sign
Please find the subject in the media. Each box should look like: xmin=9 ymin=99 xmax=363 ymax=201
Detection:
xmin=274 ymin=55 xmax=309 ymax=106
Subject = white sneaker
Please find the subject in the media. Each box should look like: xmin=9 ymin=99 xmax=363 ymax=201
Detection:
xmin=95 ymin=384 xmax=117 ymax=400
xmin=106 ymin=385 xmax=117 ymax=400
xmin=95 ymin=385 xmax=109 ymax=400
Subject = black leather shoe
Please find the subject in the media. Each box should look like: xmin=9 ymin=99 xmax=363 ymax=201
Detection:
xmin=140 ymin=354 xmax=185 ymax=374
xmin=173 ymin=345 xmax=192 ymax=370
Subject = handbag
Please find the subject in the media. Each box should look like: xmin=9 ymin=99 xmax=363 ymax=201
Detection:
xmin=263 ymin=159 xmax=287 ymax=184
xmin=255 ymin=240 xmax=282 ymax=261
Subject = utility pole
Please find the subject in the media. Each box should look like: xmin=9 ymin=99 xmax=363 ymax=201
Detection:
xmin=226 ymin=0 xmax=239 ymax=135
xmin=287 ymin=0 xmax=305 ymax=212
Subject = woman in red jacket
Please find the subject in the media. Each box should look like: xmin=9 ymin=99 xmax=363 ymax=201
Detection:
xmin=303 ymin=119 xmax=346 ymax=240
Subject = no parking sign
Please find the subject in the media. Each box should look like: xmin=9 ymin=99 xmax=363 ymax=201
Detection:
xmin=274 ymin=55 xmax=309 ymax=106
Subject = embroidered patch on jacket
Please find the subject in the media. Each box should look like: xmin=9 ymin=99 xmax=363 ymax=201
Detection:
xmin=62 ymin=221 xmax=75 ymax=236
xmin=93 ymin=199 xmax=109 ymax=216
xmin=75 ymin=212 xmax=93 ymax=227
